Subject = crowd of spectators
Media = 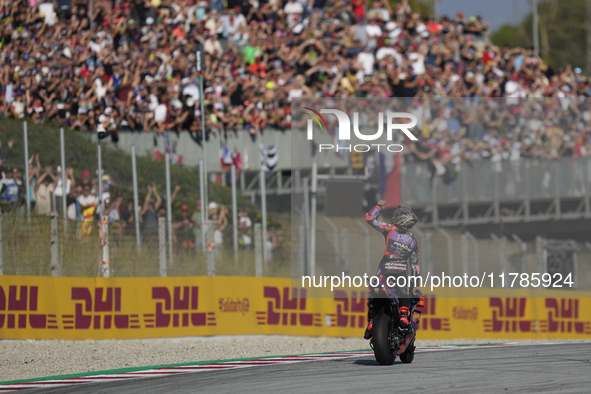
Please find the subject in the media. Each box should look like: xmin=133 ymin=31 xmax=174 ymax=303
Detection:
xmin=0 ymin=146 xmax=256 ymax=253
xmin=2 ymin=0 xmax=591 ymax=141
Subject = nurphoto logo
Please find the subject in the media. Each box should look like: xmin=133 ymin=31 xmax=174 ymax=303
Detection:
xmin=303 ymin=107 xmax=418 ymax=153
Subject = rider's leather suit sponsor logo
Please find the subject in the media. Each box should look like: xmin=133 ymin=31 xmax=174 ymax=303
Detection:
xmin=256 ymin=287 xmax=322 ymax=326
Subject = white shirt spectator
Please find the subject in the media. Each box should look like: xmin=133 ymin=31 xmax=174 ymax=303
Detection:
xmin=357 ymin=51 xmax=375 ymax=76
xmin=284 ymin=0 xmax=303 ymax=26
xmin=228 ymin=13 xmax=247 ymax=41
xmin=54 ymin=177 xmax=71 ymax=197
xmin=510 ymin=141 xmax=521 ymax=162
xmin=376 ymin=46 xmax=401 ymax=65
xmin=365 ymin=24 xmax=382 ymax=38
xmin=203 ymin=37 xmax=223 ymax=55
xmin=408 ymin=52 xmax=426 ymax=75
xmin=154 ymin=103 xmax=168 ymax=122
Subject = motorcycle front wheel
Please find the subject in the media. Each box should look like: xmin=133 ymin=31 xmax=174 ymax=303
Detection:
xmin=371 ymin=313 xmax=396 ymax=365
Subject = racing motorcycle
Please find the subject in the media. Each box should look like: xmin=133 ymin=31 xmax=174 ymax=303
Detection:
xmin=369 ymin=279 xmax=423 ymax=365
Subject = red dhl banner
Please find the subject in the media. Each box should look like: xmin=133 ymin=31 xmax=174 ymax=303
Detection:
xmin=0 ymin=276 xmax=590 ymax=340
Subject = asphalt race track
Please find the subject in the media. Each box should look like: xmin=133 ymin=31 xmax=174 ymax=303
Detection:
xmin=26 ymin=343 xmax=591 ymax=394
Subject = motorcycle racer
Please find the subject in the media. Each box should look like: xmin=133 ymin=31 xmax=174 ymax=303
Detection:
xmin=364 ymin=200 xmax=421 ymax=340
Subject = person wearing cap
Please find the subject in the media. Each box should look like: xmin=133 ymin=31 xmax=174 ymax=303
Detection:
xmin=173 ymin=203 xmax=197 ymax=257
xmin=54 ymin=166 xmax=76 ymax=216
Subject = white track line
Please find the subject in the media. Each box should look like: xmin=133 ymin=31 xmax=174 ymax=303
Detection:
xmin=0 ymin=343 xmax=568 ymax=392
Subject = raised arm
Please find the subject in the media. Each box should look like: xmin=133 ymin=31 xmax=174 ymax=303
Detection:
xmin=152 ymin=183 xmax=162 ymax=210
xmin=365 ymin=200 xmax=395 ymax=235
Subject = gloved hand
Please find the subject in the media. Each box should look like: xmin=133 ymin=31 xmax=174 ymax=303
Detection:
xmin=377 ymin=200 xmax=386 ymax=207
xmin=412 ymin=287 xmax=422 ymax=296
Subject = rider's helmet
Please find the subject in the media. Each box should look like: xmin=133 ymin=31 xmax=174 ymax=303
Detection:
xmin=391 ymin=206 xmax=418 ymax=229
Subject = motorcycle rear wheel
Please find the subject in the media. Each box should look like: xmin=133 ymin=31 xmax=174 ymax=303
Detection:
xmin=371 ymin=314 xmax=396 ymax=365
xmin=399 ymin=343 xmax=415 ymax=364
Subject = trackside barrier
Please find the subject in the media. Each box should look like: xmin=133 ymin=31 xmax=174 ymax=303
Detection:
xmin=1 ymin=275 xmax=591 ymax=340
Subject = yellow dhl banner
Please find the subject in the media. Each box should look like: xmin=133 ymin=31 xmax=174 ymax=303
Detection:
xmin=0 ymin=275 xmax=590 ymax=340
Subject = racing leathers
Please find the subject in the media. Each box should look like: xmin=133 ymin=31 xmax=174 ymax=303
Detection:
xmin=365 ymin=204 xmax=420 ymax=335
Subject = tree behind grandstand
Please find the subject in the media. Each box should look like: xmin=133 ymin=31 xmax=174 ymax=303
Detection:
xmin=491 ymin=0 xmax=588 ymax=71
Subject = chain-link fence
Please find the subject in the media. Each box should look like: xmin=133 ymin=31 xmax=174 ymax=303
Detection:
xmin=0 ymin=212 xmax=291 ymax=277
xmin=289 ymin=216 xmax=591 ymax=291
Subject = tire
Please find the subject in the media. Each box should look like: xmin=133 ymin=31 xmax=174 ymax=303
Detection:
xmin=400 ymin=343 xmax=415 ymax=364
xmin=371 ymin=313 xmax=395 ymax=365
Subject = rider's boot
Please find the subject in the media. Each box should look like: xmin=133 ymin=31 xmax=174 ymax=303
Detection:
xmin=399 ymin=306 xmax=410 ymax=330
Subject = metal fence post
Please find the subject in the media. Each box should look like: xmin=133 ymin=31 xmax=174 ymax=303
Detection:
xmin=260 ymin=169 xmax=268 ymax=263
xmin=438 ymin=228 xmax=453 ymax=276
xmin=341 ymin=228 xmax=349 ymax=276
xmin=231 ymin=165 xmax=238 ymax=256
xmin=512 ymin=234 xmax=527 ymax=273
xmin=524 ymin=161 xmax=531 ymax=220
xmin=493 ymin=170 xmax=500 ymax=222
xmin=310 ymin=162 xmax=317 ymax=277
xmin=298 ymin=213 xmax=305 ymax=277
xmin=254 ymin=222 xmax=263 ymax=277
xmin=324 ymin=216 xmax=340 ymax=268
xmin=431 ymin=176 xmax=439 ymax=227
xmin=302 ymin=177 xmax=310 ymax=277
xmin=461 ymin=233 xmax=469 ymax=276
xmin=464 ymin=231 xmax=479 ymax=277
xmin=555 ymin=163 xmax=561 ymax=219
xmin=356 ymin=219 xmax=371 ymax=274
xmin=158 ymin=217 xmax=167 ymax=277
xmin=100 ymin=215 xmax=110 ymax=277
xmin=23 ymin=121 xmax=31 ymax=225
xmin=50 ymin=213 xmax=59 ymax=276
xmin=199 ymin=159 xmax=207 ymax=255
xmin=535 ymin=235 xmax=544 ymax=272
xmin=131 ymin=145 xmax=141 ymax=251
xmin=425 ymin=232 xmax=434 ymax=274
xmin=59 ymin=127 xmax=67 ymax=231
xmin=165 ymin=153 xmax=173 ymax=265
xmin=491 ymin=233 xmax=507 ymax=276
xmin=0 ymin=213 xmax=2 ymax=275
xmin=206 ymin=224 xmax=216 ymax=276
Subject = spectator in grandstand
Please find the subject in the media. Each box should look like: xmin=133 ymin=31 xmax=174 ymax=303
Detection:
xmin=54 ymin=166 xmax=75 ymax=216
xmin=35 ymin=166 xmax=57 ymax=215
xmin=76 ymin=183 xmax=97 ymax=241
xmin=237 ymin=207 xmax=253 ymax=248
xmin=173 ymin=204 xmax=197 ymax=256
xmin=0 ymin=140 xmax=14 ymax=166
xmin=140 ymin=183 xmax=162 ymax=243
xmin=25 ymin=154 xmax=40 ymax=211
xmin=208 ymin=201 xmax=227 ymax=247
xmin=122 ymin=198 xmax=139 ymax=236
xmin=0 ymin=166 xmax=21 ymax=212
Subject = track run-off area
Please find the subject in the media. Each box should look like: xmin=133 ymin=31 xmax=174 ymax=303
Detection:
xmin=1 ymin=342 xmax=590 ymax=393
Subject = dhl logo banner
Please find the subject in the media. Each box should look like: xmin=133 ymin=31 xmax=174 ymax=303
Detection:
xmin=1 ymin=276 xmax=591 ymax=340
